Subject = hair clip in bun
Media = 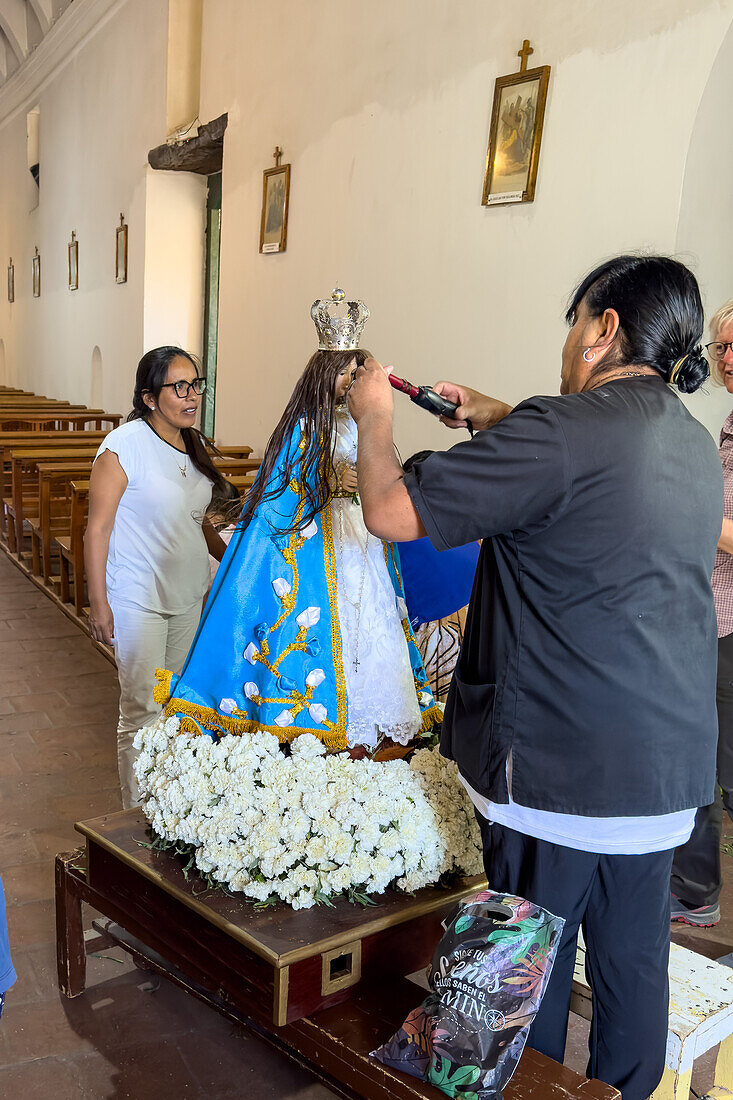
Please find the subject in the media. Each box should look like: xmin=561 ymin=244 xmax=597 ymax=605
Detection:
xmin=669 ymin=355 xmax=688 ymax=384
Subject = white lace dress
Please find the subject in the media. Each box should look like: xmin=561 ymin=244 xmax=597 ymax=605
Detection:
xmin=330 ymin=408 xmax=423 ymax=749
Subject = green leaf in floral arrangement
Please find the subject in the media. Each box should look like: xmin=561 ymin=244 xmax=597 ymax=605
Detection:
xmin=253 ymin=894 xmax=279 ymax=909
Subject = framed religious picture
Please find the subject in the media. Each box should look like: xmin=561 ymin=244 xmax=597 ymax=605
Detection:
xmin=32 ymin=248 xmax=41 ymax=298
xmin=115 ymin=213 xmax=128 ymax=284
xmin=482 ymin=41 xmax=551 ymax=207
xmin=7 ymin=258 xmax=13 ymax=303
xmin=68 ymin=231 xmax=78 ymax=291
xmin=260 ymin=151 xmax=290 ymax=254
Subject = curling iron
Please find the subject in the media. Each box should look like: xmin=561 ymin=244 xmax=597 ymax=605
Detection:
xmin=387 ymin=373 xmax=460 ymax=419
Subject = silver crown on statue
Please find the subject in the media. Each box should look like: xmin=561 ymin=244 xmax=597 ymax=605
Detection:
xmin=311 ymin=287 xmax=370 ymax=351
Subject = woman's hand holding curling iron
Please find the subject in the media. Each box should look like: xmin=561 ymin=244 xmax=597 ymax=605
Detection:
xmin=432 ymin=381 xmax=514 ymax=431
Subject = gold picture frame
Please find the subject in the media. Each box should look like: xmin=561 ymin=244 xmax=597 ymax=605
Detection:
xmin=115 ymin=213 xmax=128 ymax=284
xmin=260 ymin=164 xmax=290 ymax=254
xmin=32 ymin=248 xmax=41 ymax=298
xmin=68 ymin=231 xmax=78 ymax=291
xmin=7 ymin=258 xmax=13 ymax=303
xmin=482 ymin=59 xmax=550 ymax=207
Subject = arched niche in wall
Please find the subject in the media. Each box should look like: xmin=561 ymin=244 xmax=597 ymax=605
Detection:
xmin=0 ymin=340 xmax=5 ymax=385
xmin=90 ymin=346 xmax=103 ymax=408
xmin=676 ymin=14 xmax=733 ymax=439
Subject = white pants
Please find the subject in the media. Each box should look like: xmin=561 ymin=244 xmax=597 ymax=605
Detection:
xmin=111 ymin=598 xmax=201 ymax=809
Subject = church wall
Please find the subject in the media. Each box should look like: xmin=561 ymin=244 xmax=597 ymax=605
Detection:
xmin=199 ymin=0 xmax=733 ymax=455
xmin=0 ymin=0 xmax=169 ymax=415
xmin=675 ymin=19 xmax=733 ymax=436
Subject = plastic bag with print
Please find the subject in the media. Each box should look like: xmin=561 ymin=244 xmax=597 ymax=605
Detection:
xmin=370 ymin=890 xmax=564 ymax=1100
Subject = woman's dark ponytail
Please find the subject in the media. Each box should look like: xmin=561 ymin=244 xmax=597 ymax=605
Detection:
xmin=566 ymin=255 xmax=710 ymax=393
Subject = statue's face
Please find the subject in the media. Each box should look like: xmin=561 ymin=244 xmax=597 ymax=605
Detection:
xmin=334 ymin=357 xmax=357 ymax=399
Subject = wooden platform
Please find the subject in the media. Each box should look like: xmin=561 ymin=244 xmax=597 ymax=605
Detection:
xmin=56 ymin=809 xmax=620 ymax=1099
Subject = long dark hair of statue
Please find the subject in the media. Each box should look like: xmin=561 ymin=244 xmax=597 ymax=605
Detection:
xmin=240 ymin=348 xmax=371 ymax=535
xmin=128 ymin=346 xmax=233 ymax=512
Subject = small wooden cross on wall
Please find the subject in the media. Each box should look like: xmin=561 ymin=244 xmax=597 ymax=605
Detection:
xmin=273 ymin=146 xmax=283 ymax=167
xmin=517 ymin=39 xmax=534 ymax=72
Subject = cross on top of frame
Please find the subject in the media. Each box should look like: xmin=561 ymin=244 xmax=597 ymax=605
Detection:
xmin=517 ymin=40 xmax=534 ymax=72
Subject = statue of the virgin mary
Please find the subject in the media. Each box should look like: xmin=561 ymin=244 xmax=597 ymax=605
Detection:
xmin=154 ymin=289 xmax=441 ymax=753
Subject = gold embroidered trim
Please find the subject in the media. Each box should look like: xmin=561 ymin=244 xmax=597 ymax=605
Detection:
xmin=321 ymin=502 xmax=348 ymax=741
xmin=160 ymin=692 xmax=349 ymax=749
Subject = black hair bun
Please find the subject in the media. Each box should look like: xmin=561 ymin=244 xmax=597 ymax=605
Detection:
xmin=670 ymin=346 xmax=709 ymax=394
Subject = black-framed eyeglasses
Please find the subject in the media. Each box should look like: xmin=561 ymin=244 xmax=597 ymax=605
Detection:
xmin=160 ymin=377 xmax=207 ymax=399
xmin=705 ymin=342 xmax=733 ymax=362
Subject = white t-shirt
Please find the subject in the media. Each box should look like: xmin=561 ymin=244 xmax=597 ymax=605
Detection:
xmin=96 ymin=420 xmax=213 ymax=614
xmin=461 ymin=775 xmax=696 ymax=856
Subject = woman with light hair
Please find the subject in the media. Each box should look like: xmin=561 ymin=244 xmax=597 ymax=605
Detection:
xmin=672 ymin=299 xmax=733 ymax=927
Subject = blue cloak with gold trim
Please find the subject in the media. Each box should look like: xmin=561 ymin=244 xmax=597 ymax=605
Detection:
xmin=154 ymin=424 xmax=440 ymax=751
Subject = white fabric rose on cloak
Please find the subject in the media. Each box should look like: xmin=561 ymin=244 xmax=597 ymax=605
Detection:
xmin=300 ymin=519 xmax=318 ymax=541
xmin=305 ymin=669 xmax=325 ymax=688
xmin=244 ymin=642 xmax=259 ymax=665
xmin=219 ymin=698 xmax=238 ymax=715
xmin=296 ymin=607 xmax=321 ymax=629
xmin=272 ymin=577 xmax=292 ymax=598
xmin=308 ymin=703 xmax=328 ymax=725
xmin=243 ymin=682 xmax=259 ymax=700
xmin=275 ymin=709 xmax=294 ymax=727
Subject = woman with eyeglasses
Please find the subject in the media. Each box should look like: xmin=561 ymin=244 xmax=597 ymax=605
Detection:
xmin=671 ymin=300 xmax=733 ymax=928
xmin=85 ymin=346 xmax=231 ymax=807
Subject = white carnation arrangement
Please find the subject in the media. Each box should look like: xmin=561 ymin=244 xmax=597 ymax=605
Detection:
xmin=133 ymin=716 xmax=483 ymax=910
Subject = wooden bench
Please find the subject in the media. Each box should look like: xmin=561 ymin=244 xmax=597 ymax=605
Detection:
xmin=31 ymin=462 xmax=94 ymax=582
xmin=6 ymin=446 xmax=99 ymax=556
xmin=56 ymin=811 xmax=620 ymax=1100
xmin=572 ymin=936 xmax=733 ymax=1099
xmin=212 ymin=444 xmax=253 ymax=458
xmin=0 ymin=432 xmax=105 ymax=540
xmin=56 ymin=480 xmax=89 ymax=615
xmin=0 ymin=410 xmax=120 ymax=431
xmin=212 ymin=456 xmax=260 ymax=474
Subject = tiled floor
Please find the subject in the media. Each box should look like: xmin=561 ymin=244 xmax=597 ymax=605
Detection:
xmin=0 ymin=552 xmax=331 ymax=1098
xmin=0 ymin=547 xmax=732 ymax=1098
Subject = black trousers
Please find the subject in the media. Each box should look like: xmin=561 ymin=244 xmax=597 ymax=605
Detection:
xmin=479 ymin=819 xmax=672 ymax=1100
xmin=671 ymin=631 xmax=733 ymax=907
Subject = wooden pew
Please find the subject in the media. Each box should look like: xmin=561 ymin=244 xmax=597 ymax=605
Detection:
xmin=0 ymin=410 xmax=120 ymax=431
xmin=56 ymin=481 xmax=89 ymax=615
xmin=0 ymin=432 xmax=107 ymax=538
xmin=211 ymin=444 xmax=252 ymax=458
xmin=212 ymin=456 xmax=260 ymax=474
xmin=53 ymin=469 xmax=257 ymax=618
xmin=7 ymin=446 xmax=99 ymax=556
xmin=31 ymin=461 xmax=94 ymax=582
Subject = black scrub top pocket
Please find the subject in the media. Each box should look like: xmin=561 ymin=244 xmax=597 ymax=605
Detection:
xmin=441 ymin=669 xmax=498 ymax=793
